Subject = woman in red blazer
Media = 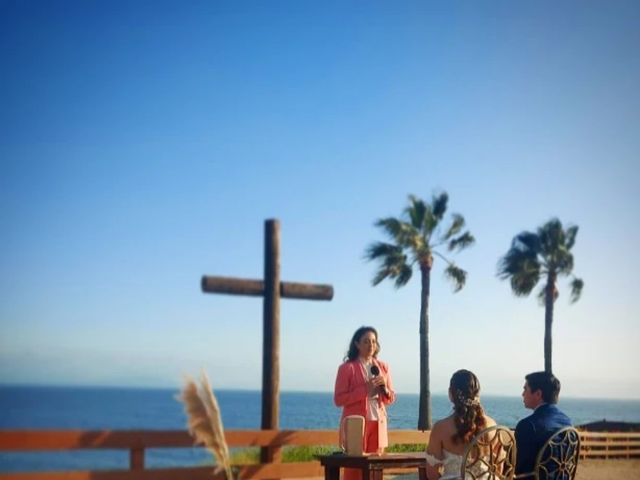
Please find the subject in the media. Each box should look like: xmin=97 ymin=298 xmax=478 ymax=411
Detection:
xmin=334 ymin=326 xmax=396 ymax=480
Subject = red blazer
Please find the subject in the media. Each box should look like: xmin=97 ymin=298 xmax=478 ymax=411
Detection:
xmin=333 ymin=358 xmax=396 ymax=449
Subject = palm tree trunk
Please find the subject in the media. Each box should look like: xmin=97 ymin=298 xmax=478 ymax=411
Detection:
xmin=544 ymin=272 xmax=556 ymax=374
xmin=417 ymin=264 xmax=432 ymax=431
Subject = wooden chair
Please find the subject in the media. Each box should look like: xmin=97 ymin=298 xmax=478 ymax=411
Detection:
xmin=515 ymin=426 xmax=580 ymax=480
xmin=461 ymin=425 xmax=517 ymax=479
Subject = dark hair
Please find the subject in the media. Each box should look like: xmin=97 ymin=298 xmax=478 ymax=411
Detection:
xmin=344 ymin=326 xmax=380 ymax=362
xmin=525 ymin=371 xmax=561 ymax=404
xmin=449 ymin=369 xmax=487 ymax=444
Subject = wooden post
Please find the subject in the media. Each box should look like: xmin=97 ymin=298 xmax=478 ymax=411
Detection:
xmin=261 ymin=219 xmax=280 ymax=463
xmin=130 ymin=447 xmax=144 ymax=470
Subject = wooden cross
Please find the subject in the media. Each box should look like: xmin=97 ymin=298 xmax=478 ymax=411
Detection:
xmin=201 ymin=219 xmax=333 ymax=462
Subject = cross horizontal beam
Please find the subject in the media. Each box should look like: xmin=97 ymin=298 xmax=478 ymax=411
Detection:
xmin=201 ymin=275 xmax=333 ymax=300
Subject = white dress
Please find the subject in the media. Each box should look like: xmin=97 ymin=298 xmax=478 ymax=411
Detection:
xmin=426 ymin=449 xmax=490 ymax=480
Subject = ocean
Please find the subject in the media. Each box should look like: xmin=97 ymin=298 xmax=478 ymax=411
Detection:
xmin=1 ymin=386 xmax=639 ymax=472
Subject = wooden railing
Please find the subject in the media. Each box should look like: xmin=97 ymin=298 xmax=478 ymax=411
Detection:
xmin=1 ymin=429 xmax=639 ymax=479
xmin=579 ymin=431 xmax=640 ymax=459
xmin=0 ymin=429 xmax=429 ymax=480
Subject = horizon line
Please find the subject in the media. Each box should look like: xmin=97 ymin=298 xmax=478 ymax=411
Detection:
xmin=1 ymin=383 xmax=639 ymax=402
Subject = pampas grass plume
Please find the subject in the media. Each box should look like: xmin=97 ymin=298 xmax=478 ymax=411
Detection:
xmin=178 ymin=371 xmax=233 ymax=480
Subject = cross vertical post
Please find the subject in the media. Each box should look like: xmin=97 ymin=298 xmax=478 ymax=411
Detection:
xmin=261 ymin=219 xmax=280 ymax=463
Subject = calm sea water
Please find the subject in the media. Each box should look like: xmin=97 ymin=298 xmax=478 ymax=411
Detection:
xmin=1 ymin=386 xmax=639 ymax=472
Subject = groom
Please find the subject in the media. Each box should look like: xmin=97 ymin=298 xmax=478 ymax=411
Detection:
xmin=515 ymin=371 xmax=572 ymax=475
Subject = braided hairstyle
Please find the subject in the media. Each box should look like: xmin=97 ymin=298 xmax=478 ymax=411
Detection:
xmin=449 ymin=369 xmax=487 ymax=444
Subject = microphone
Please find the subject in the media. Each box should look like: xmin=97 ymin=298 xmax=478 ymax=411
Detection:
xmin=370 ymin=365 xmax=387 ymax=396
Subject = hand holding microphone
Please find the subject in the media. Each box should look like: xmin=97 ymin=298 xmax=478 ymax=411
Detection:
xmin=370 ymin=365 xmax=389 ymax=397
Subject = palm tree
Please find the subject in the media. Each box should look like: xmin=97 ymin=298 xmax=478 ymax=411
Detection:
xmin=497 ymin=218 xmax=584 ymax=374
xmin=365 ymin=192 xmax=474 ymax=430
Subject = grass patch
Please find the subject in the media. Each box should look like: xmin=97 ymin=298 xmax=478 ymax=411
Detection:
xmin=386 ymin=443 xmax=426 ymax=453
xmin=230 ymin=447 xmax=260 ymax=464
xmin=283 ymin=445 xmax=340 ymax=462
xmin=230 ymin=445 xmax=339 ymax=464
xmin=229 ymin=443 xmax=424 ymax=464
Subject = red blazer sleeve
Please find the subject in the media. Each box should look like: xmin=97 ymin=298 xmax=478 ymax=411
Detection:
xmin=378 ymin=360 xmax=396 ymax=406
xmin=334 ymin=361 xmax=368 ymax=407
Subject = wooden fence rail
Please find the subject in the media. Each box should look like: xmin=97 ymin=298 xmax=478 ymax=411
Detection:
xmin=1 ymin=429 xmax=638 ymax=479
xmin=578 ymin=431 xmax=640 ymax=459
xmin=0 ymin=429 xmax=428 ymax=480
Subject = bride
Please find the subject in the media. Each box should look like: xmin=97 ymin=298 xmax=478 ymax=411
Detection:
xmin=426 ymin=369 xmax=496 ymax=480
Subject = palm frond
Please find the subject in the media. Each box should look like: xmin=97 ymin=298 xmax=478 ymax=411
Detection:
xmin=372 ymin=265 xmax=400 ymax=286
xmin=372 ymin=267 xmax=391 ymax=286
xmin=538 ymin=218 xmax=564 ymax=255
xmin=421 ymin=206 xmax=437 ymax=237
xmin=371 ymin=251 xmax=410 ymax=286
xmin=498 ymin=246 xmax=541 ymax=296
xmin=444 ymin=263 xmax=467 ymax=292
xmin=178 ymin=372 xmax=233 ymax=480
xmin=395 ymin=263 xmax=413 ymax=288
xmin=432 ymin=192 xmax=448 ymax=221
xmin=570 ymin=277 xmax=584 ymax=303
xmin=374 ymin=217 xmax=404 ymax=240
xmin=443 ymin=213 xmax=465 ymax=240
xmin=554 ymin=248 xmax=574 ymax=275
xmin=405 ymin=195 xmax=427 ymax=230
xmin=513 ymin=231 xmax=541 ymax=255
xmin=365 ymin=242 xmax=402 ymax=261
xmin=448 ymin=231 xmax=475 ymax=252
xmin=374 ymin=217 xmax=417 ymax=246
xmin=565 ymin=225 xmax=579 ymax=250
xmin=498 ymin=232 xmax=542 ymax=296
xmin=509 ymin=269 xmax=540 ymax=296
xmin=381 ymin=249 xmax=408 ymax=268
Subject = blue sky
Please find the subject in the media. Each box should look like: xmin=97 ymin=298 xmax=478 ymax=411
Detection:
xmin=1 ymin=1 xmax=639 ymax=399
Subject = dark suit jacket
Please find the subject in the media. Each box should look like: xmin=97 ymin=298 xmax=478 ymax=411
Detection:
xmin=515 ymin=403 xmax=572 ymax=474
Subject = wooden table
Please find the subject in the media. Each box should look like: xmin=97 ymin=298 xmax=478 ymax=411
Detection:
xmin=318 ymin=452 xmax=428 ymax=480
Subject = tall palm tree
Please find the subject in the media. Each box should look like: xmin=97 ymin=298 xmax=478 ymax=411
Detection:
xmin=365 ymin=192 xmax=474 ymax=430
xmin=497 ymin=218 xmax=584 ymax=374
